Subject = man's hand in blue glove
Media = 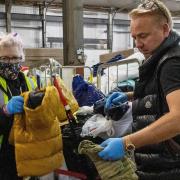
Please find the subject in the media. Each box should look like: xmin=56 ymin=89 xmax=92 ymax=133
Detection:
xmin=5 ymin=96 xmax=24 ymax=115
xmin=98 ymin=138 xmax=125 ymax=161
xmin=105 ymin=92 xmax=128 ymax=110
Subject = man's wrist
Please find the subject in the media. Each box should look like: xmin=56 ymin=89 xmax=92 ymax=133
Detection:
xmin=126 ymin=92 xmax=134 ymax=101
xmin=123 ymin=135 xmax=136 ymax=152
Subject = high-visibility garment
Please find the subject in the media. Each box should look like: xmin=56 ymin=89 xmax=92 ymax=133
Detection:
xmin=25 ymin=76 xmax=37 ymax=91
xmin=0 ymin=73 xmax=33 ymax=149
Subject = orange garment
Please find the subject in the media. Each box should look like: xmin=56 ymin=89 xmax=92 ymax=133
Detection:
xmin=48 ymin=77 xmax=79 ymax=122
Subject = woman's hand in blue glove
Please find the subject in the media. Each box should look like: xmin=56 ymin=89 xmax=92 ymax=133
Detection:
xmin=105 ymin=92 xmax=128 ymax=110
xmin=98 ymin=138 xmax=125 ymax=161
xmin=6 ymin=96 xmax=24 ymax=114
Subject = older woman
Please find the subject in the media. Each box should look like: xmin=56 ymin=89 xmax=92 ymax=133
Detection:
xmin=0 ymin=33 xmax=35 ymax=180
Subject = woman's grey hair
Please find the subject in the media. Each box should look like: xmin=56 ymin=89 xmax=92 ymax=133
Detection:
xmin=129 ymin=0 xmax=173 ymax=29
xmin=0 ymin=32 xmax=25 ymax=61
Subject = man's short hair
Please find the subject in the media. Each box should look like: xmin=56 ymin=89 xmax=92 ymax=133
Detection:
xmin=129 ymin=0 xmax=173 ymax=29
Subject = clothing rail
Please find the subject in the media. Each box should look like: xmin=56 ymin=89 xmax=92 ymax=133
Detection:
xmin=58 ymin=65 xmax=93 ymax=83
xmin=36 ymin=58 xmax=93 ymax=88
xmin=97 ymin=58 xmax=140 ymax=94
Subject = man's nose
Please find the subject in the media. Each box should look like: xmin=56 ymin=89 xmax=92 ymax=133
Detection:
xmin=135 ymin=39 xmax=143 ymax=49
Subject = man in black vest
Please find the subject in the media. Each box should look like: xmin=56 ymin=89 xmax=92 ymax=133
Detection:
xmin=98 ymin=0 xmax=180 ymax=179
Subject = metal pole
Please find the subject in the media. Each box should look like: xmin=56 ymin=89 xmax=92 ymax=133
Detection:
xmin=39 ymin=2 xmax=47 ymax=48
xmin=107 ymin=8 xmax=114 ymax=52
xmin=5 ymin=0 xmax=12 ymax=33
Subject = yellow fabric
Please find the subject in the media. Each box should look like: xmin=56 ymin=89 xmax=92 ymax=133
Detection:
xmin=0 ymin=76 xmax=8 ymax=147
xmin=51 ymin=77 xmax=79 ymax=123
xmin=0 ymin=76 xmax=8 ymax=103
xmin=8 ymin=73 xmax=35 ymax=145
xmin=31 ymin=76 xmax=37 ymax=85
xmin=24 ymin=75 xmax=37 ymax=91
xmin=30 ymin=76 xmax=38 ymax=89
xmin=11 ymin=86 xmax=63 ymax=177
xmin=88 ymin=73 xmax=93 ymax=83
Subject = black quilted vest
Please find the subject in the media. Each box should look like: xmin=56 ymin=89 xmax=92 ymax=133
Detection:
xmin=133 ymin=31 xmax=180 ymax=131
xmin=132 ymin=31 xmax=180 ymax=180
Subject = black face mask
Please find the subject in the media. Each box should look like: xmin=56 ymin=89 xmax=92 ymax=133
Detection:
xmin=0 ymin=62 xmax=21 ymax=80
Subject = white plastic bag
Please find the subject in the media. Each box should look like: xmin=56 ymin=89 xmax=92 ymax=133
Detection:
xmin=81 ymin=114 xmax=114 ymax=138
xmin=75 ymin=106 xmax=94 ymax=116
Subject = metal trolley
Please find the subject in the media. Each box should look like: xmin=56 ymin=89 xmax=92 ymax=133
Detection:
xmin=96 ymin=58 xmax=140 ymax=94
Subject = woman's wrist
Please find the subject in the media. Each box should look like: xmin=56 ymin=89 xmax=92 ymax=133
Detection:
xmin=2 ymin=104 xmax=10 ymax=116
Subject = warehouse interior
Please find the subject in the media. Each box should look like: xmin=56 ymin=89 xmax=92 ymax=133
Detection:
xmin=0 ymin=0 xmax=180 ymax=180
xmin=1 ymin=0 xmax=180 ymax=88
xmin=1 ymin=0 xmax=180 ymax=65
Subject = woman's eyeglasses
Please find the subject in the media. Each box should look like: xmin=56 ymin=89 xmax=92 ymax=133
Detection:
xmin=139 ymin=0 xmax=168 ymax=23
xmin=0 ymin=56 xmax=23 ymax=64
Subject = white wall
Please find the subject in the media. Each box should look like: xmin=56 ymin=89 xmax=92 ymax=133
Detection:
xmin=0 ymin=5 xmax=179 ymax=68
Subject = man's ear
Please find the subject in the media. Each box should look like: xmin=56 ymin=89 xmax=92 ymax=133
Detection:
xmin=163 ymin=23 xmax=170 ymax=37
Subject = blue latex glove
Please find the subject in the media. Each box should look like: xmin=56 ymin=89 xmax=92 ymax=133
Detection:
xmin=98 ymin=138 xmax=125 ymax=161
xmin=6 ymin=96 xmax=24 ymax=114
xmin=105 ymin=92 xmax=128 ymax=110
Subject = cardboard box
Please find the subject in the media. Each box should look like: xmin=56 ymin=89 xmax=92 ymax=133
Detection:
xmin=100 ymin=49 xmax=134 ymax=63
xmin=22 ymin=48 xmax=63 ymax=67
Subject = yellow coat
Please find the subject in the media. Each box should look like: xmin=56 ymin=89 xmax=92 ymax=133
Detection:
xmin=11 ymin=86 xmax=64 ymax=177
